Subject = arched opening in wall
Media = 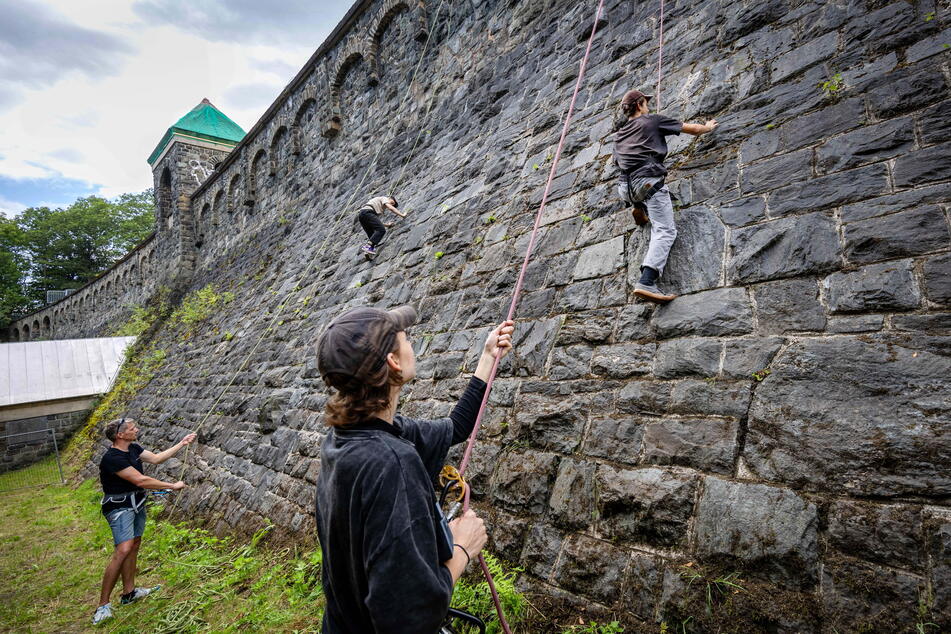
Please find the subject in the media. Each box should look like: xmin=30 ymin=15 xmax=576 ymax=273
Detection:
xmin=269 ymin=127 xmax=288 ymax=178
xmin=251 ymin=149 xmax=268 ymax=204
xmin=32 ymin=320 xmax=40 ymax=339
xmin=293 ymin=99 xmax=317 ymax=158
xmin=228 ymin=174 xmax=241 ymax=222
xmin=22 ymin=324 xmax=29 ymax=340
xmin=44 ymin=315 xmax=52 ymax=337
xmin=196 ymin=203 xmax=210 ymax=247
xmin=12 ymin=327 xmax=19 ymax=341
xmin=373 ymin=2 xmax=425 ymax=91
xmin=333 ymin=52 xmax=373 ymax=134
xmin=212 ymin=189 xmax=225 ymax=229
xmin=158 ymin=167 xmax=173 ymax=231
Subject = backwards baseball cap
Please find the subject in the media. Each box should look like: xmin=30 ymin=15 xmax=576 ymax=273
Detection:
xmin=622 ymin=89 xmax=653 ymax=106
xmin=316 ymin=305 xmax=418 ymax=387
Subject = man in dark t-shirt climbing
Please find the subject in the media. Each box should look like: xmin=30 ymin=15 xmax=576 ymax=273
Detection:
xmin=314 ymin=305 xmax=515 ymax=632
xmin=614 ymin=89 xmax=717 ymax=303
xmin=92 ymin=418 xmax=196 ymax=625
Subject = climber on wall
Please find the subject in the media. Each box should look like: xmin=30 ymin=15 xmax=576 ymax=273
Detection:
xmin=614 ymin=89 xmax=718 ymax=303
xmin=92 ymin=418 xmax=196 ymax=625
xmin=314 ymin=305 xmax=515 ymax=632
xmin=358 ymin=195 xmax=405 ymax=260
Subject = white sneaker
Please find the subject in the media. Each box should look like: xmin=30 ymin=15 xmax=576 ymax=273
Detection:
xmin=120 ymin=584 xmax=161 ymax=604
xmin=92 ymin=603 xmax=113 ymax=625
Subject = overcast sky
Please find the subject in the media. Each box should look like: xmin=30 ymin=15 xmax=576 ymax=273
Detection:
xmin=0 ymin=0 xmax=354 ymax=217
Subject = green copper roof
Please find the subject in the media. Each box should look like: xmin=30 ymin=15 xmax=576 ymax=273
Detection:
xmin=147 ymin=98 xmax=246 ymax=165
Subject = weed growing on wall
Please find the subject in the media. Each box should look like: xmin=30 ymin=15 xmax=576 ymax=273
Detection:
xmin=169 ymin=283 xmax=236 ymax=337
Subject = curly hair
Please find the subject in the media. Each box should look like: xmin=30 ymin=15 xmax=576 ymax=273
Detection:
xmin=324 ymin=369 xmax=404 ymax=427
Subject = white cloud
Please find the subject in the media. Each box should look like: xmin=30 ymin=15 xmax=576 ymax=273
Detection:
xmin=0 ymin=0 xmax=352 ymax=203
xmin=0 ymin=195 xmax=27 ymax=218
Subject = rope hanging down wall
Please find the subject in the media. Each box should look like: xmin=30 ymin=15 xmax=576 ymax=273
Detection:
xmin=455 ymin=1 xmax=607 ymax=630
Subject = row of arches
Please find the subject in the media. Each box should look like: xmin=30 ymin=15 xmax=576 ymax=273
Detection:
xmin=188 ymin=1 xmax=427 ymax=246
xmin=10 ymin=244 xmax=158 ymax=341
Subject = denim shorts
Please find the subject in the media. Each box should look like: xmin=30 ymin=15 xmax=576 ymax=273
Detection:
xmin=106 ymin=506 xmax=147 ymax=545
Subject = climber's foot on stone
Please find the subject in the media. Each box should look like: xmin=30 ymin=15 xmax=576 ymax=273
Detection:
xmin=634 ymin=282 xmax=676 ymax=303
xmin=631 ymin=203 xmax=649 ymax=227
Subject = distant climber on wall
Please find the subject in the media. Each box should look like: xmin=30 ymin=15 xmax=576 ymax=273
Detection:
xmin=614 ymin=89 xmax=718 ymax=303
xmin=314 ymin=305 xmax=515 ymax=632
xmin=358 ymin=195 xmax=405 ymax=260
xmin=92 ymin=418 xmax=196 ymax=625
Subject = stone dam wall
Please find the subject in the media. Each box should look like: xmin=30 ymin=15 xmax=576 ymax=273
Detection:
xmin=60 ymin=0 xmax=951 ymax=629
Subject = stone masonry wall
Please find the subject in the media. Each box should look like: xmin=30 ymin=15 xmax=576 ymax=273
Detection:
xmin=77 ymin=0 xmax=949 ymax=630
xmin=1 ymin=409 xmax=88 ymax=473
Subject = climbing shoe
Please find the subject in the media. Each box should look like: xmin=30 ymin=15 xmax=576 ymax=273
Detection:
xmin=634 ymin=282 xmax=677 ymax=303
xmin=92 ymin=604 xmax=113 ymax=625
xmin=120 ymin=585 xmax=161 ymax=605
xmin=631 ymin=203 xmax=649 ymax=226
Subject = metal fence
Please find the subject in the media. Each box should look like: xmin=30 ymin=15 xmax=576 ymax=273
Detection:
xmin=0 ymin=428 xmax=66 ymax=492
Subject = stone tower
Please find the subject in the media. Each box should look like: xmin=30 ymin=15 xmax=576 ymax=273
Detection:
xmin=147 ymin=98 xmax=244 ymax=286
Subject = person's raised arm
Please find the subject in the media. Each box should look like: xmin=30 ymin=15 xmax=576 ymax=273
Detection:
xmin=448 ymin=320 xmax=515 ymax=444
xmin=385 ymin=202 xmax=406 ymax=218
xmin=140 ymin=433 xmax=197 ymax=465
xmin=681 ymin=119 xmax=717 ymax=136
xmin=114 ymin=466 xmax=185 ymax=491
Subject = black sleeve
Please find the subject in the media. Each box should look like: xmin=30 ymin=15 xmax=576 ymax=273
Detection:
xmin=656 ymin=115 xmax=683 ymax=136
xmin=102 ymin=451 xmax=133 ymax=474
xmin=449 ymin=376 xmax=488 ymax=444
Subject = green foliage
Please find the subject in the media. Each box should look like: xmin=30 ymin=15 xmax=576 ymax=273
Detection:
xmin=484 ymin=215 xmax=498 ymax=224
xmin=819 ymin=72 xmax=844 ymax=99
xmin=751 ymin=368 xmax=772 ymax=382
xmin=924 ymin=10 xmax=935 ymax=21
xmin=450 ymin=552 xmax=527 ymax=634
xmin=0 ymin=217 xmax=30 ymax=323
xmin=561 ymin=620 xmax=625 ymax=634
xmin=11 ymin=190 xmax=154 ymax=309
xmin=434 ymin=251 xmax=445 ymax=259
xmin=0 ymin=475 xmax=326 ymax=632
xmin=680 ymin=564 xmax=745 ymax=617
xmin=580 ymin=214 xmax=593 ymax=223
xmin=169 ymin=284 xmax=236 ymax=337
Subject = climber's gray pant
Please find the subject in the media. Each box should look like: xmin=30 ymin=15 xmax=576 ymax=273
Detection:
xmin=618 ymin=181 xmax=678 ymax=275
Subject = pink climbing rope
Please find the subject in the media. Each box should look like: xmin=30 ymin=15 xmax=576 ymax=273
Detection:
xmin=454 ymin=1 xmax=606 ymax=632
xmin=656 ymin=0 xmax=665 ymax=109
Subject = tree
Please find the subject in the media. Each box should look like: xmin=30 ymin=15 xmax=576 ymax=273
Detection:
xmin=2 ymin=189 xmax=155 ymax=324
xmin=0 ymin=218 xmax=30 ymax=324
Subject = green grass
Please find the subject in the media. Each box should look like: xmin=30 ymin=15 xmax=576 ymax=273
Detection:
xmin=0 ymin=475 xmax=324 ymax=633
xmin=0 ymin=455 xmax=63 ymax=492
xmin=0 ymin=462 xmax=533 ymax=633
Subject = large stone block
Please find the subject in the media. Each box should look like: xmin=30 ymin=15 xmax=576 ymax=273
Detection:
xmin=555 ymin=535 xmax=629 ymax=605
xmin=547 ymin=345 xmax=592 ymax=380
xmin=590 ymin=342 xmax=655 ymax=378
xmin=770 ymin=31 xmax=838 ymax=82
xmin=508 ymin=317 xmax=560 ymax=377
xmin=894 ymin=142 xmax=951 ymax=187
xmin=694 ymin=477 xmax=818 ymax=586
xmin=721 ymin=337 xmax=784 ymax=379
xmin=617 ymin=381 xmax=672 ymax=416
xmin=641 ymin=418 xmax=738 ymax=473
xmin=745 ymin=337 xmax=951 ymax=496
xmin=490 ymin=450 xmax=559 ymax=515
xmin=816 ymin=117 xmax=914 ymax=174
xmin=924 ymin=253 xmax=951 ymax=305
xmin=572 ymin=235 xmax=624 ymax=280
xmin=753 ymin=278 xmax=826 ymax=333
xmin=766 ymin=163 xmax=890 ymax=217
xmin=520 ymin=523 xmax=563 ymax=581
xmin=669 ymin=379 xmax=753 ymax=419
xmin=823 ymin=260 xmax=920 ymax=314
xmin=596 ymin=465 xmax=698 ymax=548
xmin=628 ymin=205 xmax=726 ymax=296
xmin=740 ymin=149 xmax=813 ymax=194
xmin=716 ymin=195 xmax=766 ymax=227
xmin=839 ymin=181 xmax=951 ymax=224
xmin=652 ymin=287 xmax=753 ymax=338
xmin=728 ymin=213 xmax=839 ymax=283
xmin=548 ymin=458 xmax=596 ymax=530
xmin=843 ymin=206 xmax=951 ymax=264
xmin=918 ymin=98 xmax=951 ymax=145
xmin=582 ymin=416 xmax=643 ymax=466
xmin=513 ymin=392 xmax=586 ymax=452
xmin=827 ymin=500 xmax=923 ymax=570
xmin=653 ymin=338 xmax=721 ymax=378
xmin=821 ymin=558 xmax=921 ymax=632
xmin=926 ymin=514 xmax=951 ymax=627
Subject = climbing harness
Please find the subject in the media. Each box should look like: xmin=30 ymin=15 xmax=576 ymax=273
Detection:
xmin=101 ymin=490 xmax=147 ymax=513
